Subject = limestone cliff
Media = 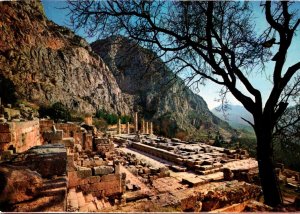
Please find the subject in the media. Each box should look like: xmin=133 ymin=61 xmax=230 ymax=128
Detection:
xmin=0 ymin=1 xmax=131 ymax=115
xmin=92 ymin=37 xmax=232 ymax=139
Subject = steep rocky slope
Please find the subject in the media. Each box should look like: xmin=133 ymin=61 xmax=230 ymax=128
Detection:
xmin=0 ymin=1 xmax=131 ymax=115
xmin=92 ymin=37 xmax=232 ymax=139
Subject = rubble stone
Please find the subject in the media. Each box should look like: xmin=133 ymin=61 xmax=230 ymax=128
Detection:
xmin=93 ymin=166 xmax=114 ymax=176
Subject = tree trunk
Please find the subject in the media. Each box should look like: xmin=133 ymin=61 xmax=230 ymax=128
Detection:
xmin=256 ymin=126 xmax=282 ymax=207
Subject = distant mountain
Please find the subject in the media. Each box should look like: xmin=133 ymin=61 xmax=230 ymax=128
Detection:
xmin=212 ymin=104 xmax=254 ymax=130
xmin=91 ymin=36 xmax=233 ymax=139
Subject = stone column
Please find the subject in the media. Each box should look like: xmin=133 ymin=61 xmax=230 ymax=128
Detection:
xmin=145 ymin=122 xmax=149 ymax=134
xmin=114 ymin=160 xmax=120 ymax=174
xmin=126 ymin=122 xmax=130 ymax=134
xmin=117 ymin=118 xmax=121 ymax=135
xmin=150 ymin=122 xmax=153 ymax=135
xmin=141 ymin=119 xmax=145 ymax=134
xmin=133 ymin=112 xmax=138 ymax=133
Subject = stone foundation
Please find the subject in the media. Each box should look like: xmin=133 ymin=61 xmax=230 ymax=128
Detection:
xmin=68 ymin=172 xmax=125 ymax=197
xmin=0 ymin=119 xmax=40 ymax=153
xmin=8 ymin=144 xmax=67 ymax=178
xmin=131 ymin=142 xmax=182 ymax=164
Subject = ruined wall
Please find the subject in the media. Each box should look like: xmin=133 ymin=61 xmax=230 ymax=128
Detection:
xmin=0 ymin=119 xmax=40 ymax=153
xmin=83 ymin=133 xmax=93 ymax=151
xmin=56 ymin=123 xmax=83 ymax=145
xmin=84 ymin=116 xmax=93 ymax=126
xmin=68 ymin=171 xmax=125 ymax=197
xmin=39 ymin=119 xmax=54 ymax=132
xmin=131 ymin=142 xmax=182 ymax=164
xmin=3 ymin=108 xmax=20 ymax=120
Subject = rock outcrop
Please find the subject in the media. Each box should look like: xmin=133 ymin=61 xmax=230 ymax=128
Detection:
xmin=91 ymin=37 xmax=231 ymax=138
xmin=0 ymin=165 xmax=43 ymax=204
xmin=0 ymin=1 xmax=131 ymax=115
xmin=0 ymin=1 xmax=231 ymax=139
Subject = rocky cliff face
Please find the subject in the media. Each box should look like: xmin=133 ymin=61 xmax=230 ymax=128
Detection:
xmin=92 ymin=37 xmax=231 ymax=139
xmin=0 ymin=1 xmax=231 ymax=139
xmin=0 ymin=1 xmax=131 ymax=115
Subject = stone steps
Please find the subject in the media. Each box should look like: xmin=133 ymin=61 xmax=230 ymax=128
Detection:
xmin=67 ymin=188 xmax=110 ymax=212
xmin=67 ymin=188 xmax=78 ymax=211
xmin=40 ymin=187 xmax=67 ymax=197
xmin=39 ymin=181 xmax=67 ymax=191
xmin=196 ymin=167 xmax=222 ymax=175
xmin=11 ymin=177 xmax=68 ymax=212
xmin=39 ymin=178 xmax=67 ymax=197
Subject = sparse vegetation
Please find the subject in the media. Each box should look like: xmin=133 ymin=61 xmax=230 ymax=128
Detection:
xmin=95 ymin=109 xmax=118 ymax=125
xmin=95 ymin=109 xmax=131 ymax=125
xmin=93 ymin=117 xmax=108 ymax=131
xmin=39 ymin=102 xmax=71 ymax=122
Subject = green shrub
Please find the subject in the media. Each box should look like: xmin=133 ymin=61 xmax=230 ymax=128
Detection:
xmin=95 ymin=109 xmax=118 ymax=125
xmin=39 ymin=102 xmax=71 ymax=122
xmin=121 ymin=115 xmax=132 ymax=124
xmin=93 ymin=118 xmax=108 ymax=131
xmin=106 ymin=113 xmax=118 ymax=124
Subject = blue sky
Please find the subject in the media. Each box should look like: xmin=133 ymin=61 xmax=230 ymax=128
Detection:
xmin=42 ymin=1 xmax=300 ymax=110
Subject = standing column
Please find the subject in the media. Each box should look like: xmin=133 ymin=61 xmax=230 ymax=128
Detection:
xmin=114 ymin=160 xmax=120 ymax=174
xmin=150 ymin=122 xmax=153 ymax=135
xmin=142 ymin=119 xmax=145 ymax=134
xmin=117 ymin=118 xmax=121 ymax=135
xmin=134 ymin=112 xmax=138 ymax=132
xmin=126 ymin=122 xmax=130 ymax=134
xmin=145 ymin=121 xmax=149 ymax=134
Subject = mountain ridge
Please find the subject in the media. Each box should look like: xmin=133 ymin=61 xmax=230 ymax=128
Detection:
xmin=91 ymin=36 xmax=233 ymax=139
xmin=0 ymin=1 xmax=131 ymax=115
xmin=211 ymin=104 xmax=254 ymax=130
xmin=0 ymin=1 xmax=233 ymax=139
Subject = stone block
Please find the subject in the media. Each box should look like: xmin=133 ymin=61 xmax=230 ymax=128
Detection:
xmin=62 ymin=137 xmax=75 ymax=147
xmin=94 ymin=159 xmax=104 ymax=166
xmin=67 ymin=154 xmax=77 ymax=172
xmin=149 ymin=167 xmax=159 ymax=174
xmin=185 ymin=159 xmax=195 ymax=168
xmin=87 ymin=176 xmax=101 ymax=184
xmin=0 ymin=132 xmax=12 ymax=142
xmin=74 ymin=153 xmax=79 ymax=161
xmin=170 ymin=165 xmax=186 ymax=172
xmin=93 ymin=166 xmax=114 ymax=176
xmin=82 ymin=160 xmax=91 ymax=167
xmin=1 ymin=150 xmax=13 ymax=160
xmin=213 ymin=162 xmax=223 ymax=168
xmin=101 ymin=174 xmax=119 ymax=182
xmin=143 ymin=167 xmax=151 ymax=174
xmin=10 ymin=144 xmax=67 ymax=178
xmin=158 ymin=170 xmax=170 ymax=178
xmin=223 ymin=168 xmax=234 ymax=181
xmin=77 ymin=167 xmax=92 ymax=178
xmin=0 ymin=123 xmax=10 ymax=132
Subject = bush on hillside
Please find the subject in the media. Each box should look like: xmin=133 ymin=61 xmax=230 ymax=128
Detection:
xmin=39 ymin=102 xmax=71 ymax=122
xmin=96 ymin=109 xmax=120 ymax=125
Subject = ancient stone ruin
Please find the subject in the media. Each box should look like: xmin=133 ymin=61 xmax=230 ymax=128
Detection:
xmin=0 ymin=108 xmax=299 ymax=212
